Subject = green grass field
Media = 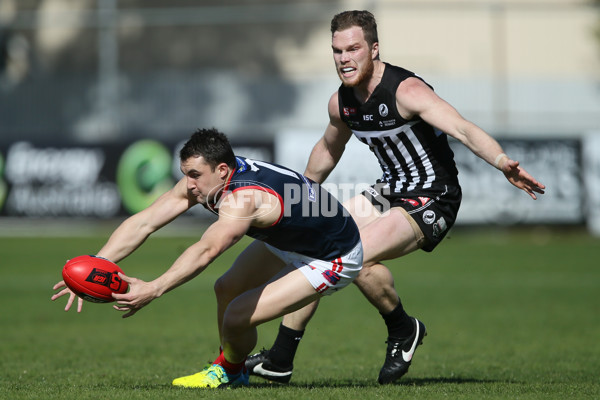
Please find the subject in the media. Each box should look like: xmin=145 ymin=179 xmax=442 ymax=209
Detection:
xmin=1 ymin=226 xmax=599 ymax=399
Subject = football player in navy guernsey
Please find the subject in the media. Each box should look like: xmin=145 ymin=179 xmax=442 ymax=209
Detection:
xmin=245 ymin=10 xmax=546 ymax=385
xmin=51 ymin=128 xmax=363 ymax=389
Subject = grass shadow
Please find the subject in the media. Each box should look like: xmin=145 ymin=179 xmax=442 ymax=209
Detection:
xmin=399 ymin=376 xmax=517 ymax=386
xmin=249 ymin=376 xmax=513 ymax=389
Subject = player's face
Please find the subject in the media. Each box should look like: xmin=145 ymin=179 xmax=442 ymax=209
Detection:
xmin=180 ymin=156 xmax=228 ymax=206
xmin=332 ymin=26 xmax=377 ymax=87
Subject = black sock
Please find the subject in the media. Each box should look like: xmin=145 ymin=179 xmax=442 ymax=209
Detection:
xmin=380 ymin=298 xmax=414 ymax=339
xmin=268 ymin=323 xmax=304 ymax=368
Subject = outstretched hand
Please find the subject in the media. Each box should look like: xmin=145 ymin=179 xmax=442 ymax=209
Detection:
xmin=51 ymin=280 xmax=84 ymax=313
xmin=112 ymin=273 xmax=159 ymax=318
xmin=500 ymin=158 xmax=546 ymax=200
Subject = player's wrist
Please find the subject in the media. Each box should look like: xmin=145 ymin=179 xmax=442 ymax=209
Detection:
xmin=149 ymin=279 xmax=166 ymax=298
xmin=494 ymin=153 xmax=508 ymax=170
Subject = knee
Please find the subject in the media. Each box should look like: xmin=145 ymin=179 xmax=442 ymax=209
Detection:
xmin=353 ymin=262 xmax=395 ymax=289
xmin=352 ymin=265 xmax=370 ymax=291
xmin=354 ymin=261 xmax=376 ymax=283
xmin=222 ymin=300 xmax=250 ymax=335
xmin=214 ymin=274 xmax=236 ymax=304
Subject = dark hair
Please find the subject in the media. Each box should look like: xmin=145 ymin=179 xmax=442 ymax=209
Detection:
xmin=179 ymin=128 xmax=236 ymax=170
xmin=331 ymin=10 xmax=378 ymax=46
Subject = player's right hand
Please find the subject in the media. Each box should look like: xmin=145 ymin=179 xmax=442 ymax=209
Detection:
xmin=51 ymin=280 xmax=84 ymax=313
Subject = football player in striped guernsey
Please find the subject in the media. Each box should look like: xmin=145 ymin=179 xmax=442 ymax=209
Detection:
xmin=246 ymin=10 xmax=545 ymax=385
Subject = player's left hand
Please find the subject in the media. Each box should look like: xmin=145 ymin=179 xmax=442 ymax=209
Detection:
xmin=112 ymin=273 xmax=159 ymax=318
xmin=500 ymin=158 xmax=546 ymax=200
xmin=51 ymin=280 xmax=84 ymax=313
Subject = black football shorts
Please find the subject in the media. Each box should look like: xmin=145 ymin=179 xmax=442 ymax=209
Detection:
xmin=361 ymin=183 xmax=462 ymax=252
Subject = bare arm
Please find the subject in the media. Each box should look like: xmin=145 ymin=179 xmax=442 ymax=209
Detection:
xmin=149 ymin=216 xmax=248 ymax=296
xmin=112 ymin=189 xmax=274 ymax=318
xmin=51 ymin=177 xmax=195 ymax=311
xmin=397 ymin=78 xmax=545 ymax=199
xmin=304 ymin=93 xmax=353 ymax=183
xmin=97 ymin=177 xmax=196 ymax=263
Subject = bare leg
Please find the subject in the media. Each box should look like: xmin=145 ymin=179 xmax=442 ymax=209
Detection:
xmin=246 ymin=195 xmax=424 ymax=377
xmin=351 ymin=201 xmax=422 ymax=314
xmin=353 ymin=262 xmax=399 ymax=313
xmin=281 ymin=196 xmax=421 ymax=319
xmin=280 ymin=298 xmax=319 ymax=330
xmin=222 ymin=267 xmax=320 ymax=363
xmin=214 ymin=241 xmax=285 ymax=342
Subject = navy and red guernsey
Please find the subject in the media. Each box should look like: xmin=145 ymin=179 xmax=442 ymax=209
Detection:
xmin=217 ymin=156 xmax=360 ymax=261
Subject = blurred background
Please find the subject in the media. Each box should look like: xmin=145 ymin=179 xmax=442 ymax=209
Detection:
xmin=1 ymin=0 xmax=599 ymax=235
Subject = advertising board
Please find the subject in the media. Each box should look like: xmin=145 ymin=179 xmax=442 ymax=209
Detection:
xmin=276 ymin=130 xmax=587 ymax=227
xmin=0 ymin=139 xmax=272 ymax=218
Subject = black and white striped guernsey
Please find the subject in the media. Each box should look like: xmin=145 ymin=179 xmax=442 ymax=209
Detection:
xmin=338 ymin=63 xmax=459 ymax=194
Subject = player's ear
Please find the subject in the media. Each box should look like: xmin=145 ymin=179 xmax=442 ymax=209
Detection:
xmin=217 ymin=162 xmax=229 ymax=179
xmin=371 ymin=42 xmax=379 ymax=60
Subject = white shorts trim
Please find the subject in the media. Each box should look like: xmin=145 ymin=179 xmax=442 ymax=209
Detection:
xmin=264 ymin=241 xmax=363 ymax=296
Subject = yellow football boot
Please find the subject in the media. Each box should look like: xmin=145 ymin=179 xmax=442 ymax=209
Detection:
xmin=172 ymin=364 xmax=249 ymax=389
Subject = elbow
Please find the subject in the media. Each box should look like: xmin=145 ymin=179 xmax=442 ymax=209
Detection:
xmin=123 ymin=213 xmax=157 ymax=237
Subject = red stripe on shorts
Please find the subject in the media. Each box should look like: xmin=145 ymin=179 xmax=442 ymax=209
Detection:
xmin=332 ymin=257 xmax=343 ymax=273
xmin=316 ymin=283 xmax=328 ymax=294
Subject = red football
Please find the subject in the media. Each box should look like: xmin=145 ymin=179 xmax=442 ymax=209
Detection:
xmin=62 ymin=255 xmax=128 ymax=303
